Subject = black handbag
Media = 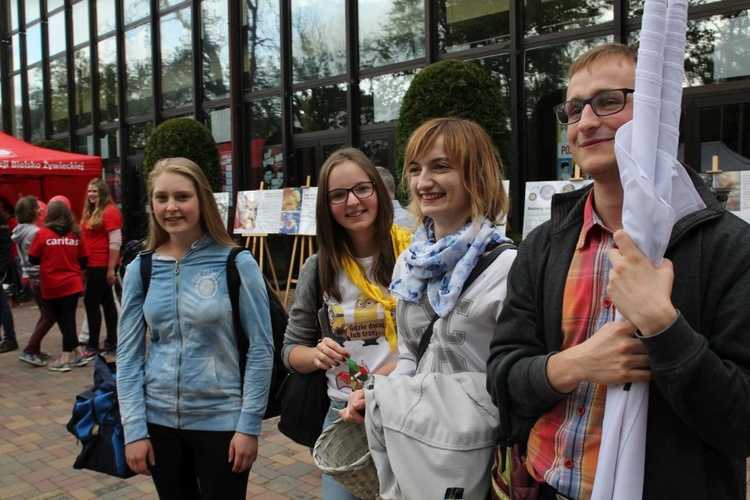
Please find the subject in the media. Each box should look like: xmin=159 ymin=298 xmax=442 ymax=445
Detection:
xmin=278 ymin=259 xmax=331 ymax=448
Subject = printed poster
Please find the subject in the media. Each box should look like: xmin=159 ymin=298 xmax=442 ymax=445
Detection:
xmin=233 ymin=186 xmax=319 ymax=235
xmin=523 ymin=180 xmax=593 ymax=239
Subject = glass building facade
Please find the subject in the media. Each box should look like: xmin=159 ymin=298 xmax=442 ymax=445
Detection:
xmin=2 ymin=0 xmax=749 ymax=237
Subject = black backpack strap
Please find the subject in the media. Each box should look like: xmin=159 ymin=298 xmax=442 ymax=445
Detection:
xmin=227 ymin=247 xmax=249 ymax=381
xmin=139 ymin=250 xmax=154 ymax=296
xmin=415 ymin=243 xmax=516 ymax=365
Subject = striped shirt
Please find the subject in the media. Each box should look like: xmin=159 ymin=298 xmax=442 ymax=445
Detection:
xmin=525 ymin=191 xmax=616 ymax=499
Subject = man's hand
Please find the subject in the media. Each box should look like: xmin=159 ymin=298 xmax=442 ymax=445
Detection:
xmin=228 ymin=433 xmax=258 ymax=473
xmin=608 ymin=230 xmax=677 ymax=335
xmin=547 ymin=321 xmax=652 ymax=393
xmin=125 ymin=438 xmax=155 ymax=476
xmin=339 ymin=389 xmax=366 ymax=424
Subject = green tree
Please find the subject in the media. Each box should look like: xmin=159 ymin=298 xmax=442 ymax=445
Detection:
xmin=143 ymin=118 xmax=222 ymax=192
xmin=395 ymin=59 xmax=510 ymax=199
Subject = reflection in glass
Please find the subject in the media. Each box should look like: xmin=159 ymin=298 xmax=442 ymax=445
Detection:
xmin=292 ymin=84 xmax=348 ymax=133
xmin=206 ymin=107 xmax=231 ymax=144
xmin=48 ymin=12 xmax=66 ymax=56
xmin=28 ymin=67 xmax=44 ymax=140
xmin=524 ymin=38 xmax=610 ymax=181
xmin=524 ymin=0 xmax=613 ymax=36
xmin=361 ymin=140 xmax=389 ymax=170
xmin=99 ymin=37 xmax=119 ymax=123
xmin=161 ymin=8 xmax=193 ymax=110
xmin=699 ymin=102 xmax=750 ymax=172
xmin=12 ymin=74 xmax=23 ymax=137
xmin=26 ymin=24 xmax=42 ymax=65
xmin=247 ymin=97 xmax=282 ymax=189
xmin=686 ymin=10 xmax=750 ymax=86
xmin=47 ymin=0 xmax=64 ymax=13
xmin=360 ymin=72 xmax=417 ymax=125
xmin=97 ymin=0 xmax=117 ymax=35
xmin=291 ymin=0 xmax=346 ymax=83
xmin=359 ymin=0 xmax=425 ymax=69
xmin=124 ymin=0 xmax=150 ymax=25
xmin=469 ymin=54 xmax=512 ymax=146
xmin=629 ymin=0 xmax=722 ymax=17
xmin=75 ymin=47 xmax=92 ymax=129
xmin=50 ymin=57 xmax=69 ymax=134
xmin=202 ymin=0 xmax=230 ymax=101
xmin=11 ymin=34 xmax=20 ymax=71
xmin=159 ymin=0 xmax=183 ymax=10
xmin=246 ymin=0 xmax=281 ymax=91
xmin=125 ymin=24 xmax=153 ymax=117
xmin=77 ymin=135 xmax=94 ymax=156
xmin=25 ymin=0 xmax=40 ymax=22
xmin=10 ymin=1 xmax=18 ymax=30
xmin=128 ymin=122 xmax=154 ymax=156
xmin=100 ymin=129 xmax=122 ymax=206
xmin=438 ymin=0 xmax=509 ymax=54
xmin=73 ymin=1 xmax=90 ymax=46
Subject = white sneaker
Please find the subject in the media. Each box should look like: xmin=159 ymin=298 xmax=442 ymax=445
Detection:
xmin=48 ymin=356 xmax=72 ymax=372
xmin=19 ymin=353 xmax=47 ymax=367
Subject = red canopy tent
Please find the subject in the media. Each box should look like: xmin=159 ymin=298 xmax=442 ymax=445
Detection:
xmin=0 ymin=131 xmax=101 ymax=218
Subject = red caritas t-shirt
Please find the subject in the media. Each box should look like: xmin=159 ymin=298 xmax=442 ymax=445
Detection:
xmin=28 ymin=227 xmax=87 ymax=300
xmin=82 ymin=204 xmax=122 ymax=267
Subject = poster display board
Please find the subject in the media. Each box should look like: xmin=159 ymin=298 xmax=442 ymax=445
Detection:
xmin=522 ymin=180 xmax=593 ymax=239
xmin=234 ymin=187 xmax=318 ymax=235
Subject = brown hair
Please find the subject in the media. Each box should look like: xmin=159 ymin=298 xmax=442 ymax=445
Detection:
xmin=45 ymin=200 xmax=81 ymax=236
xmin=316 ymin=147 xmax=395 ymax=302
xmin=568 ymin=43 xmax=638 ymax=80
xmin=145 ymin=157 xmax=235 ymax=250
xmin=81 ymin=178 xmax=116 ymax=228
xmin=15 ymin=196 xmax=39 ymax=224
xmin=403 ymin=117 xmax=509 ymax=227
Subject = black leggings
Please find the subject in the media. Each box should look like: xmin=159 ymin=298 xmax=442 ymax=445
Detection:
xmin=146 ymin=423 xmax=250 ymax=500
xmin=48 ymin=294 xmax=80 ymax=352
xmin=84 ymin=267 xmax=118 ymax=348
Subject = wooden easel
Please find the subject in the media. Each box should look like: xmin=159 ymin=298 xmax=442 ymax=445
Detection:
xmin=284 ymin=176 xmax=315 ymax=307
xmin=242 ymin=181 xmax=280 ymax=295
xmin=570 ymin=163 xmax=585 ymax=181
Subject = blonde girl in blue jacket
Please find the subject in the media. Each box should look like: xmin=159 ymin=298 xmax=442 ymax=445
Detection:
xmin=117 ymin=157 xmax=274 ymax=499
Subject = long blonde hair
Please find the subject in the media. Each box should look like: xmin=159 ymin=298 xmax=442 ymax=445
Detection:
xmin=145 ymin=157 xmax=235 ymax=250
xmin=81 ymin=178 xmax=115 ymax=228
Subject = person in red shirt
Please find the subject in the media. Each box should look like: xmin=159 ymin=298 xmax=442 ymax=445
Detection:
xmin=80 ymin=179 xmax=123 ymax=358
xmin=28 ymin=200 xmax=89 ymax=372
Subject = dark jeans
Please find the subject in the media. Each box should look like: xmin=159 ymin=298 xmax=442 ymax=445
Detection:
xmin=84 ymin=267 xmax=118 ymax=348
xmin=23 ymin=279 xmax=56 ymax=355
xmin=0 ymin=284 xmax=16 ymax=342
xmin=48 ymin=294 xmax=80 ymax=352
xmin=147 ymin=423 xmax=250 ymax=500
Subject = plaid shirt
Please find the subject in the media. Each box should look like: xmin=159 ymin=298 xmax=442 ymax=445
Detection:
xmin=526 ymin=191 xmax=616 ymax=500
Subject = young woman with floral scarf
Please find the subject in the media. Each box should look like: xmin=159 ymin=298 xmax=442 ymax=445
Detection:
xmin=341 ymin=118 xmax=516 ymax=499
xmin=281 ymin=147 xmax=411 ymax=500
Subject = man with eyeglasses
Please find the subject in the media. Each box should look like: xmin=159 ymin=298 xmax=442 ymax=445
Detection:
xmin=488 ymin=43 xmax=750 ymax=499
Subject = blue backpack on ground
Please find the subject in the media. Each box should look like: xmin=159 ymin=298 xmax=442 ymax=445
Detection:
xmin=66 ymin=354 xmax=135 ymax=478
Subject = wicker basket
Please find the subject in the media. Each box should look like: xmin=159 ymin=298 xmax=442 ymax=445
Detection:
xmin=312 ymin=418 xmax=380 ymax=499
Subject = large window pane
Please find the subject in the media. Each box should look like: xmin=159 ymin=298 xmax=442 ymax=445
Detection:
xmin=47 ymin=0 xmax=64 ymax=13
xmin=12 ymin=74 xmax=23 ymax=137
xmin=629 ymin=0 xmax=722 ymax=17
xmin=291 ymin=0 xmax=346 ymax=83
xmin=125 ymin=24 xmax=153 ymax=117
xmin=686 ymin=10 xmax=750 ymax=86
xmin=10 ymin=1 xmax=19 ymax=30
xmin=73 ymin=1 xmax=90 ymax=46
xmin=159 ymin=0 xmax=184 ymax=10
xmin=524 ymin=38 xmax=610 ymax=181
xmin=26 ymin=23 xmax=42 ymax=65
xmin=470 ymin=54 xmax=512 ymax=166
xmin=100 ymin=129 xmax=122 ymax=205
xmin=99 ymin=37 xmax=119 ymax=123
xmin=248 ymin=97 xmax=282 ymax=189
xmin=161 ymin=8 xmax=194 ymax=110
xmin=124 ymin=0 xmax=150 ymax=25
xmin=524 ymin=0 xmax=613 ymax=37
xmin=292 ymin=84 xmax=348 ymax=132
xmin=74 ymin=47 xmax=92 ymax=128
xmin=25 ymin=0 xmax=40 ymax=22
xmin=28 ymin=66 xmax=44 ymax=141
xmin=128 ymin=122 xmax=154 ymax=156
xmin=202 ymin=0 xmax=230 ymax=101
xmin=11 ymin=34 xmax=21 ymax=71
xmin=97 ymin=0 xmax=117 ymax=35
xmin=359 ymin=0 xmax=425 ymax=69
xmin=246 ymin=0 xmax=281 ymax=91
xmin=206 ymin=107 xmax=231 ymax=144
xmin=438 ymin=0 xmax=509 ymax=54
xmin=48 ymin=11 xmax=66 ymax=56
xmin=360 ymin=71 xmax=417 ymax=125
xmin=50 ymin=57 xmax=69 ymax=134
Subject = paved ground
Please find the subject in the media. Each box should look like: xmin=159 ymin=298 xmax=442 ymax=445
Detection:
xmin=0 ymin=299 xmax=322 ymax=499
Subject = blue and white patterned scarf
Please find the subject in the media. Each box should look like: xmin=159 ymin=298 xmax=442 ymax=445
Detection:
xmin=389 ymin=218 xmax=511 ymax=318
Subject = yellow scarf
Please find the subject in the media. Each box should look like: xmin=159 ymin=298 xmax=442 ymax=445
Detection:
xmin=342 ymin=225 xmax=412 ymax=352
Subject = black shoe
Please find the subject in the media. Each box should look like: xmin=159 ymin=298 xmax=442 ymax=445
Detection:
xmin=0 ymin=340 xmax=19 ymax=353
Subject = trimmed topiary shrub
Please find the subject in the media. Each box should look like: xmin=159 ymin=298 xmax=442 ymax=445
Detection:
xmin=143 ymin=117 xmax=222 ymax=192
xmin=395 ymin=59 xmax=510 ymax=201
xmin=34 ymin=139 xmax=69 ymax=151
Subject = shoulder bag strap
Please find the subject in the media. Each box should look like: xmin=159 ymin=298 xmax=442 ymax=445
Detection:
xmin=416 ymin=243 xmax=516 ymax=365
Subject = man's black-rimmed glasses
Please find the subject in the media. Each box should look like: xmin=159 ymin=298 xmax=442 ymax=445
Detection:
xmin=554 ymin=88 xmax=635 ymax=125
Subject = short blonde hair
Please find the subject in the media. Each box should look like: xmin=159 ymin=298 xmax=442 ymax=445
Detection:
xmin=568 ymin=43 xmax=638 ymax=80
